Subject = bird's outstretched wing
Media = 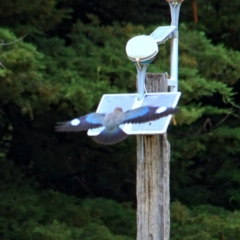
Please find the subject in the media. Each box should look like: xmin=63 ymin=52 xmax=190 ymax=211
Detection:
xmin=121 ymin=106 xmax=179 ymax=124
xmin=55 ymin=113 xmax=105 ymax=132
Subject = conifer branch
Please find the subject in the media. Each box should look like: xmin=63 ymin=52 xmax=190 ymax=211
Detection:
xmin=0 ymin=34 xmax=27 ymax=46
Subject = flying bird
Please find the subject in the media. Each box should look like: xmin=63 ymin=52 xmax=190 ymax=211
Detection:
xmin=55 ymin=106 xmax=179 ymax=145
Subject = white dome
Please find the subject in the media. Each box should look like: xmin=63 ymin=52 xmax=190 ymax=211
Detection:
xmin=126 ymin=35 xmax=158 ymax=61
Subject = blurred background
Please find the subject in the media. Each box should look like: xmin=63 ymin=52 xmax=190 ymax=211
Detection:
xmin=1 ymin=0 xmax=240 ymax=239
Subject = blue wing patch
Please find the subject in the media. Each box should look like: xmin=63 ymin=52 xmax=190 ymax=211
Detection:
xmin=122 ymin=107 xmax=149 ymax=123
xmin=86 ymin=113 xmax=104 ymax=124
xmin=121 ymin=106 xmax=179 ymax=124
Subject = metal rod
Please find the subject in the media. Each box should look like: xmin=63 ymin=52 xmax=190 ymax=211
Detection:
xmin=170 ymin=37 xmax=179 ymax=92
xmin=135 ymin=63 xmax=149 ymax=163
xmin=167 ymin=1 xmax=183 ymax=92
xmin=136 ymin=64 xmax=148 ymax=100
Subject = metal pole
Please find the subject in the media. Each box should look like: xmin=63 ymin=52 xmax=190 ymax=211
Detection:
xmin=166 ymin=0 xmax=183 ymax=92
xmin=136 ymin=64 xmax=148 ymax=101
xmin=135 ymin=63 xmax=149 ymax=162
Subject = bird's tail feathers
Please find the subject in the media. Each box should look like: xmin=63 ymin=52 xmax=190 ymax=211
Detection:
xmin=93 ymin=126 xmax=128 ymax=145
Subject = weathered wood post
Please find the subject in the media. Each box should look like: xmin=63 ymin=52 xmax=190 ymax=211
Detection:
xmin=124 ymin=2 xmax=183 ymax=239
xmin=136 ymin=73 xmax=170 ymax=240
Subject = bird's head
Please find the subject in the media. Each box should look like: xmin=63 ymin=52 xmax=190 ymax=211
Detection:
xmin=114 ymin=107 xmax=123 ymax=113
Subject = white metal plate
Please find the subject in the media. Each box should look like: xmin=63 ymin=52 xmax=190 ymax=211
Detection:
xmin=87 ymin=92 xmax=181 ymax=136
xmin=150 ymin=26 xmax=176 ymax=44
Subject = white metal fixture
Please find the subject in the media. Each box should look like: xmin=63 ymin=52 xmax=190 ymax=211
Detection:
xmin=87 ymin=92 xmax=181 ymax=136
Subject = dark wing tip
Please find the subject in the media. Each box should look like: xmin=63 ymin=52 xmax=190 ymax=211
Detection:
xmin=55 ymin=122 xmax=77 ymax=132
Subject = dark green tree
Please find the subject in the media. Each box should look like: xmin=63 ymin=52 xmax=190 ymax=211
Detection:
xmin=1 ymin=0 xmax=240 ymax=211
xmin=2 ymin=158 xmax=240 ymax=240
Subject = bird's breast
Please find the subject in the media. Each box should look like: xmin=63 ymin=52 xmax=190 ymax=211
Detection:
xmin=103 ymin=113 xmax=124 ymax=129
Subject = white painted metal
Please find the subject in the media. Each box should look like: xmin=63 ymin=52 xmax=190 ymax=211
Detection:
xmin=150 ymin=26 xmax=176 ymax=44
xmin=125 ymin=35 xmax=158 ymax=62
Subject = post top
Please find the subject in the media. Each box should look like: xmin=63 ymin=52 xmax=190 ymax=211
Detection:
xmin=166 ymin=0 xmax=184 ymax=3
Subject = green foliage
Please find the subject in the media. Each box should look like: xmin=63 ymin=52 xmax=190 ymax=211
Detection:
xmin=0 ymin=21 xmax=141 ymax=202
xmin=0 ymin=0 xmax=240 ymax=218
xmin=2 ymin=161 xmax=240 ymax=240
xmin=0 ymin=158 xmax=135 ymax=240
xmin=1 ymin=16 xmax=240 ymax=209
xmin=171 ymin=202 xmax=240 ymax=240
xmin=33 ymin=221 xmax=132 ymax=240
xmin=1 ymin=1 xmax=240 ymax=239
xmin=0 ymin=0 xmax=70 ymax=34
xmin=166 ymin=25 xmax=240 ymax=208
xmin=185 ymin=0 xmax=240 ymax=50
xmin=0 ymin=28 xmax=59 ymax=118
xmin=133 ymin=24 xmax=240 ymax=209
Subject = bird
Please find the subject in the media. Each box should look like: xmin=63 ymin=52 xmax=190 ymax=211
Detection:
xmin=55 ymin=106 xmax=179 ymax=145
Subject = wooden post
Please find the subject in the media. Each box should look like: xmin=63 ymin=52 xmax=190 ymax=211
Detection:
xmin=136 ymin=73 xmax=170 ymax=240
